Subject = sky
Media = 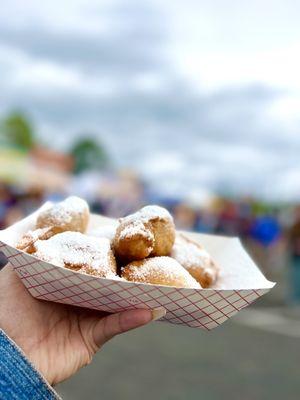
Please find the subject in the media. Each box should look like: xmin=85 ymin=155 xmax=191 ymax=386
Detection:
xmin=1 ymin=0 xmax=300 ymax=202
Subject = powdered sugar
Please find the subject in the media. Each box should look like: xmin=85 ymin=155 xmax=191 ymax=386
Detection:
xmin=123 ymin=256 xmax=200 ymax=288
xmin=171 ymin=234 xmax=213 ymax=270
xmin=17 ymin=227 xmax=54 ymax=251
xmin=119 ymin=220 xmax=154 ymax=241
xmin=139 ymin=205 xmax=172 ymax=220
xmin=34 ymin=231 xmax=116 ymax=278
xmin=116 ymin=205 xmax=172 ymax=242
xmin=23 ymin=227 xmax=51 ymax=241
xmin=43 ymin=196 xmax=88 ymax=225
xmin=89 ymin=225 xmax=116 ymax=241
xmin=121 ymin=205 xmax=173 ymax=225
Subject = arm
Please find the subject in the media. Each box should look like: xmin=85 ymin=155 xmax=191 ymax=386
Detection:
xmin=0 ymin=329 xmax=59 ymax=399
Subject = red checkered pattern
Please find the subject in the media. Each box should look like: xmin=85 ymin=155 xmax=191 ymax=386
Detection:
xmin=0 ymin=241 xmax=270 ymax=330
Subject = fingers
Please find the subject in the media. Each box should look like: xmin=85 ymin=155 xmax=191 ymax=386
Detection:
xmin=92 ymin=308 xmax=166 ymax=348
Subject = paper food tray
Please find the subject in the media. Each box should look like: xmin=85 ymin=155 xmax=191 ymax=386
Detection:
xmin=0 ymin=202 xmax=275 ymax=330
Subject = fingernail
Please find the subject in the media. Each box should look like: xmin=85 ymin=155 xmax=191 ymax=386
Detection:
xmin=151 ymin=308 xmax=166 ymax=321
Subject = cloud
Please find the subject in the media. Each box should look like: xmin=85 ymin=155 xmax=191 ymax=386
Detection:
xmin=0 ymin=1 xmax=166 ymax=74
xmin=1 ymin=0 xmax=300 ymax=201
xmin=163 ymin=0 xmax=300 ymax=92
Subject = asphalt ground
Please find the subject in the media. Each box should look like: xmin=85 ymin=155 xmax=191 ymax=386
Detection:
xmin=58 ymin=308 xmax=300 ymax=400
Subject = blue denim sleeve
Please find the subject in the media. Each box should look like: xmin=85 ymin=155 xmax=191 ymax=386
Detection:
xmin=0 ymin=329 xmax=59 ymax=400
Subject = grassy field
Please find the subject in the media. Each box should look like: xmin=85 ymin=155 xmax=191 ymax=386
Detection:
xmin=57 ymin=314 xmax=300 ymax=400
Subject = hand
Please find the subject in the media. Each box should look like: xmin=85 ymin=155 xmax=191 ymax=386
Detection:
xmin=0 ymin=262 xmax=165 ymax=385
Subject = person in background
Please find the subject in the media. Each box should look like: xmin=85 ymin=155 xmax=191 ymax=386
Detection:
xmin=0 ymin=258 xmax=165 ymax=399
xmin=173 ymin=203 xmax=197 ymax=231
xmin=287 ymin=207 xmax=300 ymax=305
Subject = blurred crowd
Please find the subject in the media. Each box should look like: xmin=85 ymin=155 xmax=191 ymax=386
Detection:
xmin=0 ymin=177 xmax=287 ymax=243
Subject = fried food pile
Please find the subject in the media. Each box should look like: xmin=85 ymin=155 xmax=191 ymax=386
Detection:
xmin=17 ymin=197 xmax=218 ymax=289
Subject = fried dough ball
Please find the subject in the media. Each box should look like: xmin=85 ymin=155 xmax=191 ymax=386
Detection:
xmin=171 ymin=233 xmax=218 ymax=288
xmin=33 ymin=231 xmax=117 ymax=278
xmin=17 ymin=227 xmax=57 ymax=254
xmin=36 ymin=196 xmax=89 ymax=233
xmin=113 ymin=205 xmax=175 ymax=262
xmin=121 ymin=256 xmax=201 ymax=288
xmin=114 ymin=220 xmax=154 ymax=261
xmin=17 ymin=196 xmax=90 ymax=254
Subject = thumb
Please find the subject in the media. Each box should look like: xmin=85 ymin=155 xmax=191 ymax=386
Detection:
xmin=92 ymin=308 xmax=166 ymax=348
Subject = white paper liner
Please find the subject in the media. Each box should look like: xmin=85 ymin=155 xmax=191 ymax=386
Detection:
xmin=0 ymin=203 xmax=275 ymax=330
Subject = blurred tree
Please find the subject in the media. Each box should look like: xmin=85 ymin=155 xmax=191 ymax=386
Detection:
xmin=70 ymin=137 xmax=109 ymax=174
xmin=0 ymin=112 xmax=35 ymax=150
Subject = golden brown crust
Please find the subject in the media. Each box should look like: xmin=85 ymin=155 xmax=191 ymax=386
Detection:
xmin=33 ymin=231 xmax=117 ymax=278
xmin=186 ymin=265 xmax=217 ymax=288
xmin=121 ymin=256 xmax=201 ymax=288
xmin=36 ymin=196 xmax=89 ymax=233
xmin=150 ymin=217 xmax=175 ymax=256
xmin=78 ymin=247 xmax=117 ymax=278
xmin=17 ymin=197 xmax=90 ymax=254
xmin=171 ymin=233 xmax=218 ymax=288
xmin=16 ymin=227 xmax=58 ymax=254
xmin=113 ymin=206 xmax=175 ymax=262
xmin=113 ymin=221 xmax=154 ymax=261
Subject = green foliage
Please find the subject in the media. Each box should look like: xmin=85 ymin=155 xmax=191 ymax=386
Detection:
xmin=70 ymin=137 xmax=109 ymax=174
xmin=0 ymin=112 xmax=35 ymax=150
